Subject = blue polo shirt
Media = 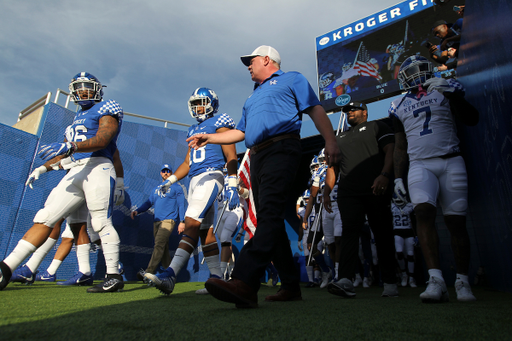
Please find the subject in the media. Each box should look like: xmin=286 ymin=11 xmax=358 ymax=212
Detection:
xmin=237 ymin=70 xmax=321 ymax=148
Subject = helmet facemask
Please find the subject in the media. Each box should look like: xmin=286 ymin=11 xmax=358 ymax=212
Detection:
xmin=398 ymin=57 xmax=434 ymax=90
xmin=69 ymin=74 xmax=103 ymax=108
xmin=188 ymin=87 xmax=219 ymax=123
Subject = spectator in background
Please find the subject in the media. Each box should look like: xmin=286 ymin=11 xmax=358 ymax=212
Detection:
xmin=131 ymin=164 xmax=185 ymax=282
xmin=429 ymin=20 xmax=461 ymax=66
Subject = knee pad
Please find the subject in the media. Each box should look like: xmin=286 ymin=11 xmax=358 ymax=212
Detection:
xmin=98 ymin=225 xmax=120 ymax=245
xmin=396 ymin=252 xmax=404 ymax=260
xmin=324 ymin=235 xmax=335 ymax=244
xmin=443 ymin=198 xmax=467 ymax=216
xmin=33 ymin=208 xmax=55 ymax=227
xmin=221 ymin=242 xmax=231 ymax=248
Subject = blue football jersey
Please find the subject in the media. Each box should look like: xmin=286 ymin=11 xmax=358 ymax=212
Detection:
xmin=187 ymin=113 xmax=235 ymax=177
xmin=65 ymin=99 xmax=123 ymax=161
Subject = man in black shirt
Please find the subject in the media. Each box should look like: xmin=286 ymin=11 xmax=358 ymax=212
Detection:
xmin=323 ymin=101 xmax=398 ymax=298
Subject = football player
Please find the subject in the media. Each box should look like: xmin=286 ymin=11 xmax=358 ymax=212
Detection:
xmin=390 ymin=56 xmax=479 ymax=302
xmin=0 ymin=72 xmax=124 ymax=292
xmin=391 ymin=197 xmax=417 ymax=288
xmin=144 ymin=87 xmax=238 ymax=295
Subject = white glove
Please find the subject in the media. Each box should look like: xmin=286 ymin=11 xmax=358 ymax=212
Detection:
xmin=423 ymin=77 xmax=455 ymax=94
xmin=393 ymin=178 xmax=408 ymax=204
xmin=25 ymin=166 xmax=47 ymax=189
xmin=298 ymin=241 xmax=303 ymax=251
xmin=160 ymin=174 xmax=178 ymax=193
xmin=114 ymin=177 xmax=125 ymax=206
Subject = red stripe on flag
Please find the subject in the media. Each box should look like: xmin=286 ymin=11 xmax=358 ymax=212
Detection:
xmin=238 ymin=150 xmax=257 ymax=238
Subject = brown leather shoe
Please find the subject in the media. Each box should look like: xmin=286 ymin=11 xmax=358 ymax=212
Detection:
xmin=265 ymin=288 xmax=302 ymax=302
xmin=205 ymin=278 xmax=258 ymax=308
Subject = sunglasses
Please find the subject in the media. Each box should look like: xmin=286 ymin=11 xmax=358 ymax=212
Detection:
xmin=161 ymin=169 xmax=171 ymax=173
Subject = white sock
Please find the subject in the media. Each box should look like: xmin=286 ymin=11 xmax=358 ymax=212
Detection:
xmin=205 ymin=255 xmax=222 ymax=278
xmin=306 ymin=265 xmax=314 ymax=282
xmin=25 ymin=238 xmax=57 ymax=272
xmin=76 ymin=244 xmax=91 ymax=275
xmin=314 ymin=269 xmax=321 ymax=281
xmin=4 ymin=240 xmax=37 ymax=270
xmin=220 ymin=261 xmax=228 ymax=278
xmin=99 ymin=225 xmax=120 ymax=275
xmin=47 ymin=260 xmax=62 ymax=275
xmin=169 ymin=248 xmax=191 ymax=277
xmin=428 ymin=269 xmax=444 ymax=282
xmin=456 ymin=273 xmax=469 ymax=283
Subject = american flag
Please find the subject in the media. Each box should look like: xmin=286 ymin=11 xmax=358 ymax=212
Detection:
xmin=238 ymin=149 xmax=257 ymax=238
xmin=353 ymin=42 xmax=380 ymax=79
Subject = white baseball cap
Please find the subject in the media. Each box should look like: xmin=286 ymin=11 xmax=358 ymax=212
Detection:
xmin=241 ymin=45 xmax=281 ymax=67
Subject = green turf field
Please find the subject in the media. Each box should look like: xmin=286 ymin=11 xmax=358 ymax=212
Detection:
xmin=1 ymin=281 xmax=511 ymax=340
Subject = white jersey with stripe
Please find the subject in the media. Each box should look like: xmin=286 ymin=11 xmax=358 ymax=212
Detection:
xmin=389 ymin=80 xmax=463 ymax=161
xmin=187 ymin=113 xmax=235 ymax=177
xmin=391 ymin=203 xmax=414 ymax=230
xmin=66 ymin=99 xmax=123 ymax=162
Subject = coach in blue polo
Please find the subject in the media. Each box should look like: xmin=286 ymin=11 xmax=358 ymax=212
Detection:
xmin=187 ymin=45 xmax=340 ymax=308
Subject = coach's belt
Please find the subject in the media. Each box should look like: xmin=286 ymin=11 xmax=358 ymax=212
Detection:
xmin=250 ymin=133 xmax=300 ymax=155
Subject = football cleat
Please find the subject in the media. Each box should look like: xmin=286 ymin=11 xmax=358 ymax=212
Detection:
xmin=363 ymin=277 xmax=372 ymax=288
xmin=10 ymin=265 xmax=36 ymax=285
xmin=409 ymin=277 xmax=417 ymax=288
xmin=136 ymin=269 xmax=146 ymax=282
xmin=320 ymin=270 xmax=332 ymax=289
xmin=420 ymin=276 xmax=449 ymax=303
xmin=36 ymin=270 xmax=56 ymax=282
xmin=0 ymin=262 xmax=12 ymax=290
xmin=57 ymin=272 xmax=93 ymax=286
xmin=382 ymin=283 xmax=399 ymax=297
xmin=353 ymin=273 xmax=362 ymax=288
xmin=87 ymin=276 xmax=124 ymax=293
xmin=455 ymin=280 xmax=476 ymax=302
xmin=195 ymin=287 xmax=210 ymax=295
xmin=327 ymin=278 xmax=356 ymax=298
xmin=145 ymin=268 xmax=176 ymax=295
xmin=401 ymin=272 xmax=408 ymax=287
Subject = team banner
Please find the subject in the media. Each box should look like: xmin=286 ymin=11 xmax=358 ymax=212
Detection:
xmin=316 ymin=0 xmax=465 ymax=112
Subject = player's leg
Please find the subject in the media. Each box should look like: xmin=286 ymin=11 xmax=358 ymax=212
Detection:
xmin=147 ymin=172 xmax=223 ymax=295
xmin=404 ymin=236 xmax=417 ymax=287
xmin=1 ymin=171 xmax=85 ymax=290
xmin=439 ymin=156 xmax=475 ymax=301
xmin=82 ymin=158 xmax=123 ymax=293
xmin=408 ymin=159 xmax=448 ymax=302
xmin=395 ymin=234 xmax=408 ymax=286
xmin=218 ymin=208 xmax=241 ymax=279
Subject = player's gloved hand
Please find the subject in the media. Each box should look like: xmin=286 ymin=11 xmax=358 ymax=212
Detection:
xmin=38 ymin=142 xmax=78 ymax=161
xmin=227 ymin=176 xmax=240 ymax=210
xmin=25 ymin=165 xmax=47 ymax=189
xmin=235 ymin=232 xmax=244 ymax=243
xmin=159 ymin=175 xmax=178 ymax=193
xmin=393 ymin=178 xmax=408 ymax=204
xmin=423 ymin=77 xmax=456 ymax=94
xmin=114 ymin=177 xmax=125 ymax=205
xmin=298 ymin=241 xmax=303 ymax=251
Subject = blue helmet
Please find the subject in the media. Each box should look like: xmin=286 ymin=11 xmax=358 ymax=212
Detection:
xmin=69 ymin=72 xmax=104 ymax=108
xmin=398 ymin=55 xmax=433 ymax=90
xmin=310 ymin=155 xmax=320 ymax=174
xmin=188 ymin=87 xmax=219 ymax=122
xmin=302 ymin=189 xmax=310 ymax=199
xmin=318 ymin=148 xmax=326 ymax=164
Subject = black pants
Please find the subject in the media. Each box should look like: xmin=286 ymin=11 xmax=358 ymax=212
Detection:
xmin=232 ymin=139 xmax=301 ymax=292
xmin=337 ymin=194 xmax=396 ymax=284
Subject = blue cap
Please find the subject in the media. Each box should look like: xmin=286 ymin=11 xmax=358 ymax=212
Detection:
xmin=161 ymin=164 xmax=172 ymax=172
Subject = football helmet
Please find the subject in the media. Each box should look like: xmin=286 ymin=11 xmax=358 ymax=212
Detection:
xmin=319 ymin=72 xmax=335 ymax=89
xmin=392 ymin=192 xmax=408 ymax=209
xmin=188 ymin=87 xmax=219 ymax=122
xmin=398 ymin=55 xmax=434 ymax=90
xmin=310 ymin=156 xmax=320 ymax=175
xmin=318 ymin=148 xmax=326 ymax=164
xmin=302 ymin=189 xmax=310 ymax=200
xmin=69 ymin=72 xmax=104 ymax=108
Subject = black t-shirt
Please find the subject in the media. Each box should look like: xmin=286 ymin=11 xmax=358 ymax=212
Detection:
xmin=336 ymin=120 xmax=394 ymax=196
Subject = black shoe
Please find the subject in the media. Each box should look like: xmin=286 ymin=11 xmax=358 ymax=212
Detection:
xmin=87 ymin=275 xmax=124 ymax=293
xmin=0 ymin=262 xmax=12 ymax=291
xmin=136 ymin=269 xmax=146 ymax=281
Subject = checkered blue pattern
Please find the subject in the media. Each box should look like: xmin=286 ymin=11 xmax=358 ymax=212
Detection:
xmin=214 ymin=113 xmax=236 ymax=129
xmin=98 ymin=99 xmax=124 ymax=120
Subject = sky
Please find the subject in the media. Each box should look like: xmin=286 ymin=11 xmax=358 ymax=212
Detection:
xmin=1 ymin=0 xmax=403 ymax=138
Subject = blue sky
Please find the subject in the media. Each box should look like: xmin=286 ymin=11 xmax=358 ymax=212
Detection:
xmin=1 ymin=0 xmax=402 ymax=141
